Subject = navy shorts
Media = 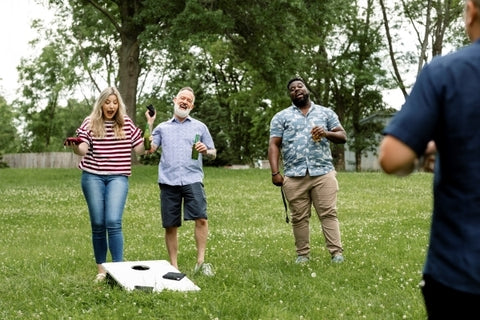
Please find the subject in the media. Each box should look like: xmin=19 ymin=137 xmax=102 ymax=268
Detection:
xmin=159 ymin=182 xmax=207 ymax=228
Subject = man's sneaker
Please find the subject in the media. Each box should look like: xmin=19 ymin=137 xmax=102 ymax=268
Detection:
xmin=295 ymin=255 xmax=310 ymax=264
xmin=194 ymin=262 xmax=215 ymax=276
xmin=331 ymin=254 xmax=344 ymax=263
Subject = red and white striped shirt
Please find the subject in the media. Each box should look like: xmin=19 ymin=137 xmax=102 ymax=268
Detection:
xmin=76 ymin=116 xmax=143 ymax=176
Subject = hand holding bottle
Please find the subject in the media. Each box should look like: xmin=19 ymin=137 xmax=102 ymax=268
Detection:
xmin=192 ymin=134 xmax=200 ymax=159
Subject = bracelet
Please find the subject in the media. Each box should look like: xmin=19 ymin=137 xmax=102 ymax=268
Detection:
xmin=272 ymin=171 xmax=280 ymax=176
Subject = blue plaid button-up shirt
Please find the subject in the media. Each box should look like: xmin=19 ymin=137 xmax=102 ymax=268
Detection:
xmin=152 ymin=116 xmax=215 ymax=186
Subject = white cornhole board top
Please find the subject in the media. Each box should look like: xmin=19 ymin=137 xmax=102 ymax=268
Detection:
xmin=102 ymin=260 xmax=200 ymax=293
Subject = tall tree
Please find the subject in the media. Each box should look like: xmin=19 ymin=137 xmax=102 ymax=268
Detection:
xmin=0 ymin=96 xmax=20 ymax=154
xmin=151 ymin=0 xmax=306 ymax=165
xmin=379 ymin=0 xmax=465 ymax=100
xmin=280 ymin=0 xmax=389 ymax=170
xmin=14 ymin=0 xmax=467 ymax=168
xmin=17 ymin=43 xmax=76 ymax=151
xmin=45 ymin=0 xmax=185 ymax=123
xmin=342 ymin=0 xmax=387 ymax=171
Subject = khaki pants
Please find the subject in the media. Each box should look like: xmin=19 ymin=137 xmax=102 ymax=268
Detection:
xmin=282 ymin=171 xmax=343 ymax=257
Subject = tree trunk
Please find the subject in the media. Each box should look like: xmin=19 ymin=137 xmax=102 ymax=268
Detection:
xmin=118 ymin=36 xmax=140 ymax=123
xmin=355 ymin=150 xmax=362 ymax=172
xmin=379 ymin=0 xmax=408 ymax=98
xmin=332 ymin=144 xmax=345 ymax=171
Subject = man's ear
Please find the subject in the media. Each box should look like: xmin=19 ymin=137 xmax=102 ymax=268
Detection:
xmin=466 ymin=0 xmax=478 ymax=26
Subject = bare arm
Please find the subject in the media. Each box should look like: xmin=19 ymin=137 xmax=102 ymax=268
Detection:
xmin=378 ymin=135 xmax=417 ymax=176
xmin=71 ymin=142 xmax=89 ymax=156
xmin=133 ymin=142 xmax=146 ymax=155
xmin=268 ymin=136 xmax=283 ymax=186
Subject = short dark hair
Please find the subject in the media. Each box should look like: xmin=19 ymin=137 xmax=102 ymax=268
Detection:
xmin=287 ymin=77 xmax=305 ymax=90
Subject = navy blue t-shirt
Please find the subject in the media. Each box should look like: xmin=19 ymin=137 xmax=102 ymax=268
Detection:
xmin=384 ymin=39 xmax=480 ymax=294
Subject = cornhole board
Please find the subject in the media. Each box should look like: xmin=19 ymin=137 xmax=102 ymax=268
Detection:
xmin=102 ymin=260 xmax=200 ymax=292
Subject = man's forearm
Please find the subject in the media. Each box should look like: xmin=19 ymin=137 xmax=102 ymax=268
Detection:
xmin=204 ymin=148 xmax=217 ymax=160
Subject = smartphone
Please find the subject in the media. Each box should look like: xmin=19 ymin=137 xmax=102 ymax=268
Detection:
xmin=63 ymin=137 xmax=82 ymax=146
xmin=147 ymin=104 xmax=155 ymax=117
xmin=162 ymin=272 xmax=186 ymax=281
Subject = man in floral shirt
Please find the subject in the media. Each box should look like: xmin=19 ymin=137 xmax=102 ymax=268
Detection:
xmin=268 ymin=77 xmax=347 ymax=264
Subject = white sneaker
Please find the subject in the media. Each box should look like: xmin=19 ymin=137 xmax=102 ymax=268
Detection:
xmin=194 ymin=262 xmax=215 ymax=276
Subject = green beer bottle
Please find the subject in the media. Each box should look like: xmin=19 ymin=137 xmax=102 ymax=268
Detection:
xmin=143 ymin=124 xmax=151 ymax=151
xmin=191 ymin=134 xmax=200 ymax=160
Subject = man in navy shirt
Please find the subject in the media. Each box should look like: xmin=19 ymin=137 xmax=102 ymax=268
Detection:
xmin=379 ymin=0 xmax=480 ymax=317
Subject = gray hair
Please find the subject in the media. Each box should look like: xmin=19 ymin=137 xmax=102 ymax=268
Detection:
xmin=177 ymin=87 xmax=195 ymax=103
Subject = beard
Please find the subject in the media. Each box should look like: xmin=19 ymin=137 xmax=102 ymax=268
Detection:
xmin=174 ymin=103 xmax=191 ymax=118
xmin=292 ymin=92 xmax=309 ymax=108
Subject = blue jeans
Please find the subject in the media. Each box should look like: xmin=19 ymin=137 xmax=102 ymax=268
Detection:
xmin=81 ymin=171 xmax=128 ymax=264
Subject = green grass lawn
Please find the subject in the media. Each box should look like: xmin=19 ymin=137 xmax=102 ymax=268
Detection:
xmin=0 ymin=166 xmax=433 ymax=319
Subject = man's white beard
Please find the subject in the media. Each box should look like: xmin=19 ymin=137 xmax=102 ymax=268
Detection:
xmin=174 ymin=103 xmax=190 ymax=118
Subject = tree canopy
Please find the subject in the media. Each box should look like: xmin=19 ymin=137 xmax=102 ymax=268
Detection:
xmin=1 ymin=0 xmax=467 ymax=170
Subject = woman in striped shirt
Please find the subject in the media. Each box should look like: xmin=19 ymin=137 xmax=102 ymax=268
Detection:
xmin=65 ymin=87 xmax=145 ymax=282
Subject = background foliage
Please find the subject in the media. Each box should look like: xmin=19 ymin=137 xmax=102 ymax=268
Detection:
xmin=0 ymin=0 xmax=467 ymax=169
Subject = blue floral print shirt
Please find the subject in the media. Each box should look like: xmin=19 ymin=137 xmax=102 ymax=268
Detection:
xmin=269 ymin=102 xmax=341 ymax=177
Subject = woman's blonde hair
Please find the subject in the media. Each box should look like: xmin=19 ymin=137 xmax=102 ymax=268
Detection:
xmin=88 ymin=87 xmax=127 ymax=139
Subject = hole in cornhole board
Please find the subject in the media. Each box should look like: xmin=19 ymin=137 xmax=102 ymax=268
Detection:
xmin=132 ymin=265 xmax=150 ymax=271
xmin=102 ymin=260 xmax=200 ymax=293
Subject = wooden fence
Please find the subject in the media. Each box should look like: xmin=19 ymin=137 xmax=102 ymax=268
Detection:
xmin=2 ymin=152 xmax=382 ymax=171
xmin=3 ymin=152 xmax=82 ymax=169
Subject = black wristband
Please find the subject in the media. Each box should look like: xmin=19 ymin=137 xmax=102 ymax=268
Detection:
xmin=272 ymin=171 xmax=280 ymax=176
